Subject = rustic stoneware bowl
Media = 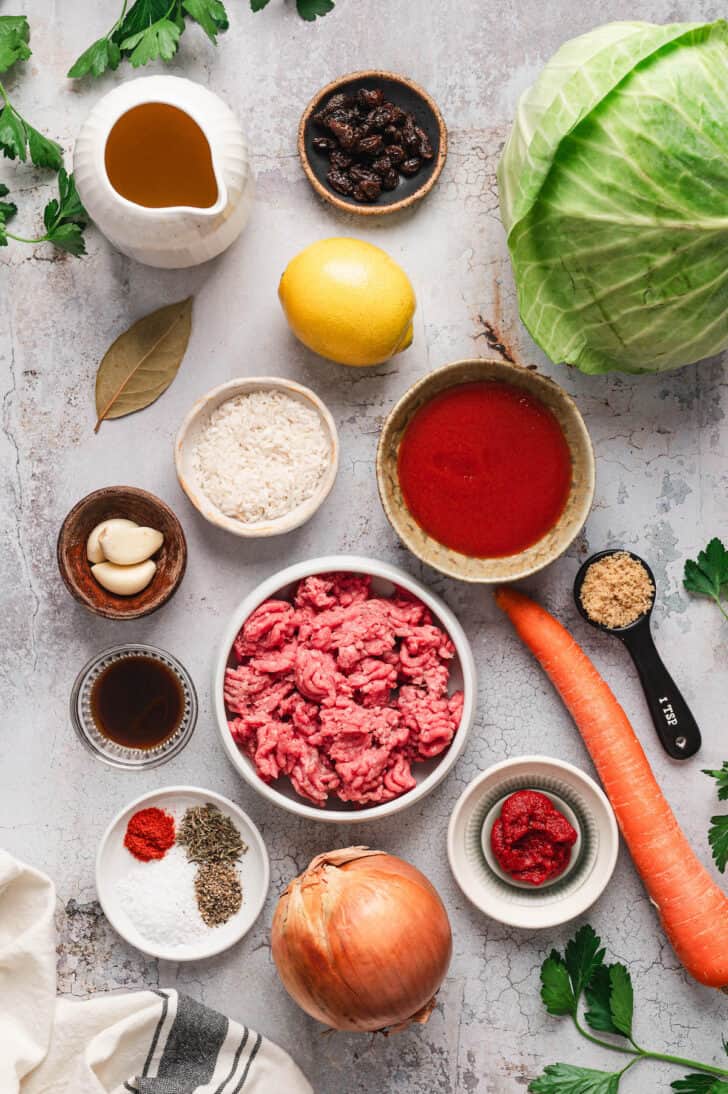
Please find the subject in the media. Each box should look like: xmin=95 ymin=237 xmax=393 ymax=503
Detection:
xmin=175 ymin=377 xmax=339 ymax=538
xmin=298 ymin=70 xmax=447 ymax=217
xmin=57 ymin=486 xmax=187 ymax=620
xmin=376 ymin=358 xmax=595 ymax=583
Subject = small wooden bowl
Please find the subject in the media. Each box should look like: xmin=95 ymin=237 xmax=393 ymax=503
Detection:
xmin=298 ymin=70 xmax=447 ymax=217
xmin=376 ymin=359 xmax=595 ymax=583
xmin=57 ymin=486 xmax=187 ymax=620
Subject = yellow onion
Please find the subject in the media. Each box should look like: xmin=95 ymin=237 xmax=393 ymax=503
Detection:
xmin=271 ymin=846 xmax=452 ymax=1033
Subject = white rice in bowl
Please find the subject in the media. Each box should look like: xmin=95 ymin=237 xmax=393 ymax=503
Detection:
xmin=191 ymin=389 xmax=332 ymax=524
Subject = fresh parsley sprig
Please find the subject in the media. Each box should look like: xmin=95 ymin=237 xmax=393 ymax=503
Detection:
xmin=684 ymin=538 xmax=728 ymax=623
xmin=1 ymin=171 xmax=88 ymax=255
xmin=68 ymin=0 xmax=230 ymax=78
xmin=0 ymin=15 xmax=63 ymax=168
xmin=704 ymin=763 xmax=728 ymax=873
xmin=530 ymin=925 xmax=728 ymax=1093
xmin=251 ymin=0 xmax=335 ymax=19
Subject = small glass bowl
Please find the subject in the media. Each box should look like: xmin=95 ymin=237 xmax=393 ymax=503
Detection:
xmin=70 ymin=643 xmax=198 ymax=769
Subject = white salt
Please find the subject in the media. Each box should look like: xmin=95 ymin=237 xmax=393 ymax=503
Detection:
xmin=114 ymin=843 xmax=207 ymax=948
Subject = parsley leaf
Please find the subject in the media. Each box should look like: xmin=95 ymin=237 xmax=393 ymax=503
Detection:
xmin=0 ymin=100 xmax=63 ymax=169
xmin=67 ymin=36 xmax=122 ymax=78
xmin=529 ymin=1063 xmax=620 ymax=1093
xmin=0 ymin=180 xmax=16 ymax=246
xmin=0 ymin=181 xmax=16 ymax=220
xmin=0 ymin=15 xmax=31 ymax=74
xmin=684 ymin=538 xmax=728 ymax=622
xmin=607 ymin=965 xmax=633 ymax=1038
xmin=566 ymin=925 xmax=605 ymax=1001
xmin=26 ymin=124 xmax=63 ymax=170
xmin=116 ymin=0 xmax=174 ymax=41
xmin=0 ymin=104 xmax=26 ymax=159
xmin=250 ymin=0 xmax=272 ymax=9
xmin=541 ymin=951 xmax=576 ymax=1016
xmin=584 ymin=963 xmax=632 ymax=1037
xmin=708 ymin=816 xmax=728 ymax=874
xmin=183 ymin=0 xmax=229 ymax=41
xmin=296 ymin=0 xmax=335 ymax=19
xmin=41 ymin=169 xmax=88 ymax=254
xmin=584 ymin=965 xmax=616 ymax=1033
xmin=704 ymin=763 xmax=728 ymax=802
xmin=672 ymin=1078 xmax=728 ymax=1093
xmin=121 ymin=18 xmax=182 ymax=66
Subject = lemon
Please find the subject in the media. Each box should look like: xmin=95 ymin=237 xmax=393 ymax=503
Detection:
xmin=278 ymin=237 xmax=416 ymax=367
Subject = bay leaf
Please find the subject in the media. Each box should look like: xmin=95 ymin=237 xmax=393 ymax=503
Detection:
xmin=94 ymin=297 xmax=193 ymax=432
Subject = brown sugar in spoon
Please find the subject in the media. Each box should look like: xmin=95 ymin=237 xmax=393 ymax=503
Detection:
xmin=574 ymin=549 xmax=701 ymax=760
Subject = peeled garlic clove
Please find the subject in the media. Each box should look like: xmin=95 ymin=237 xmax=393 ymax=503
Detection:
xmin=87 ymin=518 xmax=138 ymax=564
xmin=99 ymin=525 xmax=164 ymax=566
xmin=91 ymin=559 xmax=156 ymax=596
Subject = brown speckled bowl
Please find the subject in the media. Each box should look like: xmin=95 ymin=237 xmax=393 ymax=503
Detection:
xmin=376 ymin=359 xmax=595 ymax=583
xmin=298 ymin=70 xmax=447 ymax=217
xmin=57 ymin=486 xmax=187 ymax=619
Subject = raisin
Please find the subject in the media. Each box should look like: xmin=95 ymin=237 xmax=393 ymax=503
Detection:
xmin=415 ymin=126 xmax=434 ymax=160
xmin=400 ymin=157 xmax=422 ymax=176
xmin=367 ymin=105 xmax=396 ymax=130
xmin=386 ymin=144 xmax=405 ymax=166
xmin=349 ymin=164 xmax=380 ymax=184
xmin=356 ymin=134 xmax=384 ymax=156
xmin=312 ymin=136 xmax=336 ymax=154
xmin=327 ymin=118 xmax=357 ymax=148
xmin=330 ymin=149 xmax=353 ymax=169
xmin=353 ymin=179 xmax=381 ymax=202
xmin=402 ymin=121 xmax=419 ymax=149
xmin=371 ymin=155 xmax=392 ymax=177
xmin=327 ymin=168 xmax=354 ymax=195
xmin=381 ymin=169 xmax=399 ymax=191
xmin=357 ymin=87 xmax=384 ymax=109
xmin=321 ymin=92 xmax=354 ymax=116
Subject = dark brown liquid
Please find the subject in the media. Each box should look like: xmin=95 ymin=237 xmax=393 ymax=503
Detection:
xmin=104 ymin=102 xmax=218 ymax=209
xmin=90 ymin=656 xmax=184 ymax=750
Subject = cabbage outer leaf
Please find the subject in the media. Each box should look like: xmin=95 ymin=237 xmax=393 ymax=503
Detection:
xmin=498 ymin=20 xmax=728 ymax=374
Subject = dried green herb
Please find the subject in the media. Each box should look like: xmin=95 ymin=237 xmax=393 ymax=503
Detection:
xmin=177 ymin=803 xmax=246 ymax=866
xmin=194 ymin=861 xmax=242 ymax=927
xmin=94 ymin=298 xmax=193 ymax=432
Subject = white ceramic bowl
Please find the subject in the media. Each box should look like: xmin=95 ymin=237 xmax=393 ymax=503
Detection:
xmin=96 ymin=786 xmax=270 ymax=961
xmin=214 ymin=555 xmax=477 ymax=822
xmin=448 ymin=756 xmax=619 ymax=929
xmin=175 ymin=377 xmax=339 ymax=537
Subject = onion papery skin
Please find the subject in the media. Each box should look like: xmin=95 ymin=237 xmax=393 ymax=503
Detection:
xmin=271 ymin=847 xmax=453 ymax=1033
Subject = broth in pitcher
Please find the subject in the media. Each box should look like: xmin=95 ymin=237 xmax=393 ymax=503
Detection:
xmin=105 ymin=102 xmax=219 ymax=209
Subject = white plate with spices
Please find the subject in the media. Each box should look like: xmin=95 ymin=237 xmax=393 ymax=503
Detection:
xmin=96 ymin=786 xmax=270 ymax=962
xmin=175 ymin=377 xmax=339 ymax=537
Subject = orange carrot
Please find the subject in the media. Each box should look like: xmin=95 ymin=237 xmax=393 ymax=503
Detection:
xmin=495 ymin=585 xmax=728 ymax=990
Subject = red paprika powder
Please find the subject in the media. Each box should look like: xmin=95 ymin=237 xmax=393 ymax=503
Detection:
xmin=124 ymin=807 xmax=176 ymax=862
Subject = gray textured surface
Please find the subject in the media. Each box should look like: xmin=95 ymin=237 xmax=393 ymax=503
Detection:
xmin=1 ymin=2 xmax=727 ymax=1091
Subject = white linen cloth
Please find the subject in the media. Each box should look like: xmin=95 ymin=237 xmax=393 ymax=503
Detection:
xmin=0 ymin=851 xmax=312 ymax=1094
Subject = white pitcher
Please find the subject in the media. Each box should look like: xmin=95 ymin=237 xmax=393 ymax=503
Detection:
xmin=73 ymin=75 xmax=254 ymax=269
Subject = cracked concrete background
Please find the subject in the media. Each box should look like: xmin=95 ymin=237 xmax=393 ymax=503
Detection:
xmin=1 ymin=2 xmax=727 ymax=1091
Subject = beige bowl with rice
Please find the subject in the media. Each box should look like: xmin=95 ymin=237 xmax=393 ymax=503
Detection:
xmin=175 ymin=377 xmax=339 ymax=537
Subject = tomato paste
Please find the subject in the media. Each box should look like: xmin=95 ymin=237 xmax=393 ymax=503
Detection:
xmin=397 ymin=381 xmax=572 ymax=558
xmin=490 ymin=790 xmax=577 ymax=885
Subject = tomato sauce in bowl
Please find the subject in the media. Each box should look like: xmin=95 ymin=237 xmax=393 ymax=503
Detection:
xmin=397 ymin=381 xmax=572 ymax=558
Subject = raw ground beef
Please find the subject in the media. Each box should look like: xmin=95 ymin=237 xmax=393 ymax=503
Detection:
xmin=225 ymin=572 xmax=464 ymax=807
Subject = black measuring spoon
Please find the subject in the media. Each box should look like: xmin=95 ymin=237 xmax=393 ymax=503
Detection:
xmin=574 ymin=549 xmax=701 ymax=760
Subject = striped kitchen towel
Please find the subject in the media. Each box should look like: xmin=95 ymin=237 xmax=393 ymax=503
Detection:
xmin=0 ymin=851 xmax=312 ymax=1094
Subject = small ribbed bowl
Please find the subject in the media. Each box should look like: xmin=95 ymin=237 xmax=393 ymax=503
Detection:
xmin=448 ymin=756 xmax=618 ymax=929
xmin=70 ymin=643 xmax=198 ymax=769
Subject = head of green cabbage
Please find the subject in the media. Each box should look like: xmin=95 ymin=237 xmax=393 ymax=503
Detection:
xmin=497 ymin=20 xmax=728 ymax=375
